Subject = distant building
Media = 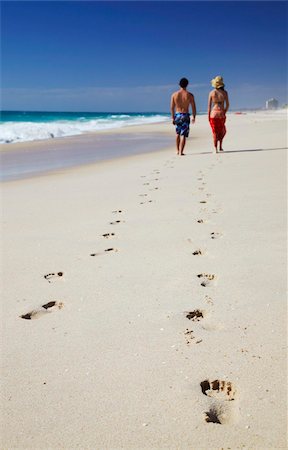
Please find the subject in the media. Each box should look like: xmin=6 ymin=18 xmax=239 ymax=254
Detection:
xmin=266 ymin=98 xmax=279 ymax=110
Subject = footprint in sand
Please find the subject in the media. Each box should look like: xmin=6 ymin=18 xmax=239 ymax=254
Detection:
xmin=200 ymin=379 xmax=237 ymax=424
xmin=110 ymin=220 xmax=124 ymax=225
xmin=184 ymin=329 xmax=202 ymax=345
xmin=184 ymin=329 xmax=200 ymax=344
xmin=192 ymin=249 xmax=203 ymax=256
xmin=185 ymin=309 xmax=205 ymax=321
xmin=197 ymin=219 xmax=206 ymax=224
xmin=139 ymin=193 xmax=148 ymax=197
xmin=102 ymin=233 xmax=115 ymax=239
xmin=44 ymin=272 xmax=63 ymax=283
xmin=112 ymin=210 xmax=123 ymax=214
xmin=90 ymin=248 xmax=118 ymax=256
xmin=186 ymin=307 xmax=222 ymax=331
xmin=210 ymin=232 xmax=222 ymax=239
xmin=204 ymin=295 xmax=214 ymax=306
xmin=140 ymin=200 xmax=153 ymax=205
xmin=200 ymin=200 xmax=207 ymax=204
xmin=197 ymin=273 xmax=216 ymax=287
xmin=20 ymin=301 xmax=64 ymax=320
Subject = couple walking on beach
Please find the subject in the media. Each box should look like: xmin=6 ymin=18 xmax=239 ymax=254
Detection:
xmin=170 ymin=76 xmax=229 ymax=155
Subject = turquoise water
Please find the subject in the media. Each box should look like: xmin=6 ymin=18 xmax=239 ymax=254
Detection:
xmin=0 ymin=111 xmax=168 ymax=123
xmin=0 ymin=111 xmax=170 ymax=143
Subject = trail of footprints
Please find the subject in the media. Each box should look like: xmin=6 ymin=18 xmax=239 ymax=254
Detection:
xmin=19 ymin=158 xmax=237 ymax=424
xmin=19 ymin=164 xmax=165 ymax=320
xmin=139 ymin=168 xmax=161 ymax=205
xmin=181 ymin=168 xmax=238 ymax=425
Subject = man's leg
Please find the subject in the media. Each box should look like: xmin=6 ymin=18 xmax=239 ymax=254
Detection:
xmin=176 ymin=134 xmax=180 ymax=154
xmin=180 ymin=136 xmax=186 ymax=155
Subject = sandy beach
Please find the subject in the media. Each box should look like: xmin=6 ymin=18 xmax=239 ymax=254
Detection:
xmin=1 ymin=111 xmax=287 ymax=449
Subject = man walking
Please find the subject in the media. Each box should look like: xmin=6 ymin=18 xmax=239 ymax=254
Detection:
xmin=170 ymin=78 xmax=196 ymax=155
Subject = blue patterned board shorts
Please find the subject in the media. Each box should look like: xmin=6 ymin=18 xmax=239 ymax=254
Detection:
xmin=174 ymin=113 xmax=190 ymax=137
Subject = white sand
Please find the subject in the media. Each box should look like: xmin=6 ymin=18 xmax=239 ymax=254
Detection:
xmin=1 ymin=112 xmax=287 ymax=449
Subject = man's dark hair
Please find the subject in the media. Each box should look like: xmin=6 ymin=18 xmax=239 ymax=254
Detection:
xmin=179 ymin=78 xmax=189 ymax=88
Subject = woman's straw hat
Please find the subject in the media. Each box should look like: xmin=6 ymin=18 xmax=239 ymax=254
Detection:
xmin=211 ymin=76 xmax=225 ymax=89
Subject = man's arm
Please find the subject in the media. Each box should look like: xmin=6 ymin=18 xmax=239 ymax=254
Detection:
xmin=190 ymin=94 xmax=196 ymax=123
xmin=170 ymin=94 xmax=175 ymax=124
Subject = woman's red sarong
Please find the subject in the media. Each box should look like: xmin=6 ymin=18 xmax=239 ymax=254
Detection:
xmin=209 ymin=117 xmax=226 ymax=141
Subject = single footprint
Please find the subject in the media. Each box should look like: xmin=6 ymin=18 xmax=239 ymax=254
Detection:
xmin=110 ymin=220 xmax=124 ymax=225
xmin=197 ymin=273 xmax=216 ymax=287
xmin=143 ymin=183 xmax=150 ymax=186
xmin=140 ymin=200 xmax=153 ymax=205
xmin=90 ymin=248 xmax=118 ymax=256
xmin=184 ymin=329 xmax=202 ymax=345
xmin=204 ymin=295 xmax=214 ymax=306
xmin=102 ymin=233 xmax=115 ymax=239
xmin=184 ymin=329 xmax=195 ymax=344
xmin=200 ymin=379 xmax=237 ymax=424
xmin=197 ymin=219 xmax=205 ymax=224
xmin=186 ymin=309 xmax=204 ymax=321
xmin=200 ymin=201 xmax=207 ymax=204
xmin=139 ymin=194 xmax=148 ymax=197
xmin=20 ymin=301 xmax=64 ymax=320
xmin=192 ymin=249 xmax=203 ymax=256
xmin=44 ymin=272 xmax=63 ymax=283
xmin=112 ymin=210 xmax=123 ymax=214
xmin=210 ymin=232 xmax=222 ymax=239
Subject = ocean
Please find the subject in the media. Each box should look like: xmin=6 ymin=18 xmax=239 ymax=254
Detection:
xmin=0 ymin=111 xmax=170 ymax=144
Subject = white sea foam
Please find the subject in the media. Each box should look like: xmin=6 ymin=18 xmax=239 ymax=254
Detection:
xmin=0 ymin=114 xmax=169 ymax=144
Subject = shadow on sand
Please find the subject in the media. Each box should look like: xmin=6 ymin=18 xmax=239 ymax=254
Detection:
xmin=223 ymin=147 xmax=287 ymax=154
xmin=188 ymin=147 xmax=287 ymax=156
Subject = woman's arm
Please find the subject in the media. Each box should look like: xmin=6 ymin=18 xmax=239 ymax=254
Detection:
xmin=208 ymin=92 xmax=212 ymax=120
xmin=225 ymin=91 xmax=230 ymax=113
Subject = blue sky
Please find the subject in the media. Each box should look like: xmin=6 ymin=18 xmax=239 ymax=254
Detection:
xmin=1 ymin=1 xmax=287 ymax=111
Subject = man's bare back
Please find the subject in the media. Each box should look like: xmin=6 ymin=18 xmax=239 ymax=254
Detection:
xmin=172 ymin=90 xmax=195 ymax=114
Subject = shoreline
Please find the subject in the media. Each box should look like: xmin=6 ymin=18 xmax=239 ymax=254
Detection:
xmin=1 ymin=111 xmax=287 ymax=182
xmin=1 ymin=109 xmax=286 ymax=150
xmin=0 ymin=123 xmax=174 ymax=182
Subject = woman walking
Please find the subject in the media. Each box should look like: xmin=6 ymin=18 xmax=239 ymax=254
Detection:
xmin=208 ymin=76 xmax=229 ymax=153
